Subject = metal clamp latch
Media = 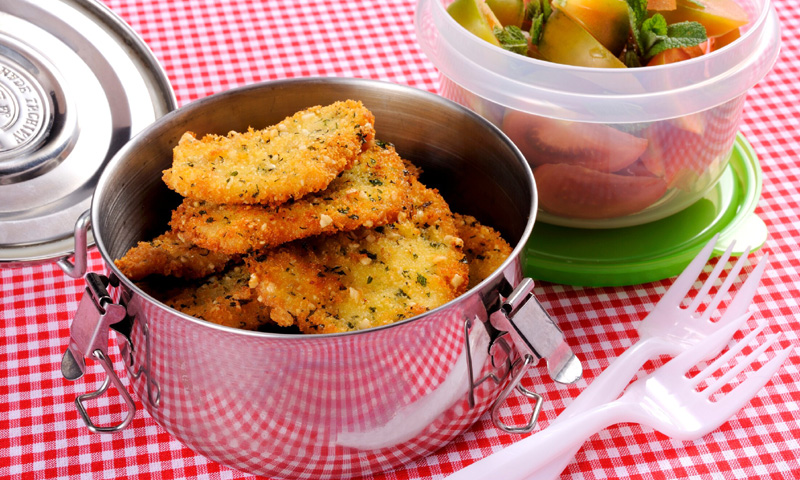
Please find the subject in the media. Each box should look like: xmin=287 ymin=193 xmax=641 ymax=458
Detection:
xmin=492 ymin=278 xmax=583 ymax=385
xmin=490 ymin=352 xmax=543 ymax=434
xmin=474 ymin=278 xmax=582 ymax=434
xmin=60 ymin=272 xmax=136 ymax=433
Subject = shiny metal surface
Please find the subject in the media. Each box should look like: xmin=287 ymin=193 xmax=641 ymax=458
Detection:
xmin=83 ymin=78 xmax=541 ymax=479
xmin=494 ymin=278 xmax=583 ymax=385
xmin=0 ymin=56 xmax=51 ymax=165
xmin=0 ymin=0 xmax=175 ymax=266
xmin=57 ymin=209 xmax=92 ymax=279
xmin=60 ymin=271 xmax=136 ymax=432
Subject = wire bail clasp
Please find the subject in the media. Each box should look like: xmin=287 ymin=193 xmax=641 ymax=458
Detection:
xmin=61 ymin=272 xmax=136 ymax=433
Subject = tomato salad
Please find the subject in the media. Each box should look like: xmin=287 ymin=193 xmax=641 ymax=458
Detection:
xmin=447 ymin=0 xmax=749 ymax=68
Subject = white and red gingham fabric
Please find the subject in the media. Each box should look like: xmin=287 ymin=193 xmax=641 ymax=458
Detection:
xmin=2 ymin=0 xmax=799 ymax=479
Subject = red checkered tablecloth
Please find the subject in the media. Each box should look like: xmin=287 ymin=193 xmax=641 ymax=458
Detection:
xmin=2 ymin=0 xmax=799 ymax=479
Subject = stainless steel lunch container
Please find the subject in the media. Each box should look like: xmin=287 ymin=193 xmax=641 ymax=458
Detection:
xmin=59 ymin=78 xmax=581 ymax=479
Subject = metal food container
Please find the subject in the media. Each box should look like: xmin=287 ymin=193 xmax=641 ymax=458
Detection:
xmin=55 ymin=78 xmax=581 ymax=479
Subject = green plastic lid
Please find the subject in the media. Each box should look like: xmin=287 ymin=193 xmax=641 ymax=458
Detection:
xmin=524 ymin=134 xmax=765 ymax=287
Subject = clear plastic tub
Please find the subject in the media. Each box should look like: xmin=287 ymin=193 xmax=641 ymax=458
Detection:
xmin=416 ymin=0 xmax=780 ymax=228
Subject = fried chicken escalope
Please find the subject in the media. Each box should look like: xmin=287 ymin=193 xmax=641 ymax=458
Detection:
xmin=114 ymin=231 xmax=236 ymax=281
xmin=455 ymin=213 xmax=513 ymax=289
xmin=246 ymin=178 xmax=469 ymax=334
xmin=160 ymin=265 xmax=272 ymax=331
xmin=117 ymin=101 xmax=513 ymax=333
xmin=170 ymin=142 xmax=413 ymax=254
xmin=162 ymin=100 xmax=375 ymax=205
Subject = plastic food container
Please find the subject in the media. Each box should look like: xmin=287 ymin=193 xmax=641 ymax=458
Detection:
xmin=415 ymin=0 xmax=780 ymax=229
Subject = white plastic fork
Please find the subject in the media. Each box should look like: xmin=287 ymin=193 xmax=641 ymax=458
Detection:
xmin=528 ymin=235 xmax=769 ymax=479
xmin=572 ymin=235 xmax=767 ymax=410
xmin=447 ymin=313 xmax=794 ymax=480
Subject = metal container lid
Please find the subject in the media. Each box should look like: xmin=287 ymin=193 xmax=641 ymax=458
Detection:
xmin=0 ymin=0 xmax=176 ymax=267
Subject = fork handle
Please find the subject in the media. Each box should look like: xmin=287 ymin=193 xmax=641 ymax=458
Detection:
xmin=447 ymin=402 xmax=630 ymax=480
xmin=557 ymin=337 xmax=675 ymax=421
xmin=521 ymin=337 xmax=676 ymax=480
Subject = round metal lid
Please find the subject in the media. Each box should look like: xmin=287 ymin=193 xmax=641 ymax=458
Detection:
xmin=0 ymin=0 xmax=176 ymax=267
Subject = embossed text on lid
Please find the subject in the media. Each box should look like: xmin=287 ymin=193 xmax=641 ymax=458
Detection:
xmin=0 ymin=0 xmax=176 ymax=267
xmin=0 ymin=59 xmax=50 ymax=155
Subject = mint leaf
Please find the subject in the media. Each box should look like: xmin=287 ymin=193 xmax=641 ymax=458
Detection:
xmin=493 ymin=26 xmax=529 ymax=55
xmin=626 ymin=0 xmax=648 ymax=53
xmin=623 ymin=48 xmax=642 ymax=68
xmin=525 ymin=0 xmax=541 ymax=20
xmin=667 ymin=21 xmax=708 ymax=40
xmin=524 ymin=0 xmax=550 ymax=23
xmin=640 ymin=13 xmax=668 ymax=51
xmin=626 ymin=0 xmax=707 ymax=63
xmin=529 ymin=13 xmax=544 ymax=45
xmin=523 ymin=0 xmax=548 ymax=47
xmin=646 ymin=21 xmax=707 ymax=58
xmin=642 ymin=14 xmax=668 ymax=36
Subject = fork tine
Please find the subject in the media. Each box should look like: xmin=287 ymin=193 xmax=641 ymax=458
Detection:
xmin=659 ymin=234 xmax=720 ymax=307
xmin=696 ymin=246 xmax=752 ymax=321
xmin=688 ymin=240 xmax=737 ymax=314
xmin=701 ymin=343 xmax=793 ymax=424
xmin=718 ymin=253 xmax=770 ymax=323
xmin=689 ymin=319 xmax=766 ymax=387
xmin=660 ymin=312 xmax=752 ymax=376
xmin=701 ymin=332 xmax=783 ymax=396
xmin=707 ymin=254 xmax=769 ymax=334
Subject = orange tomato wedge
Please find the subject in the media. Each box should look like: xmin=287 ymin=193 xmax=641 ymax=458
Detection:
xmin=647 ymin=38 xmax=713 ymax=66
xmin=647 ymin=0 xmax=677 ymax=10
xmin=501 ymin=111 xmax=648 ymax=172
xmin=712 ymin=28 xmax=742 ymax=51
xmin=659 ymin=0 xmax=748 ymax=37
xmin=534 ymin=163 xmax=668 ymax=218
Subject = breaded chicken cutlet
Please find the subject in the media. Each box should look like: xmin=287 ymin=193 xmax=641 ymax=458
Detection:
xmin=162 ymin=100 xmax=375 ymax=205
xmin=114 ymin=231 xmax=236 ymax=281
xmin=115 ymin=100 xmax=517 ymax=335
xmin=246 ymin=178 xmax=469 ymax=334
xmin=169 ymin=142 xmax=414 ymax=254
xmin=454 ymin=214 xmax=513 ymax=289
xmin=158 ymin=265 xmax=272 ymax=331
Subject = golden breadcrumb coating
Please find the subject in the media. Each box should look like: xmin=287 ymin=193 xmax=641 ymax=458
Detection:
xmin=454 ymin=214 xmax=513 ymax=289
xmin=114 ymin=230 xmax=235 ymax=281
xmin=401 ymin=156 xmax=423 ymax=179
xmin=162 ymin=100 xmax=375 ymax=205
xmin=160 ymin=265 xmax=272 ymax=330
xmin=169 ymin=142 xmax=413 ymax=254
xmin=246 ymin=178 xmax=468 ymax=334
xmin=115 ymin=101 xmax=516 ymax=335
